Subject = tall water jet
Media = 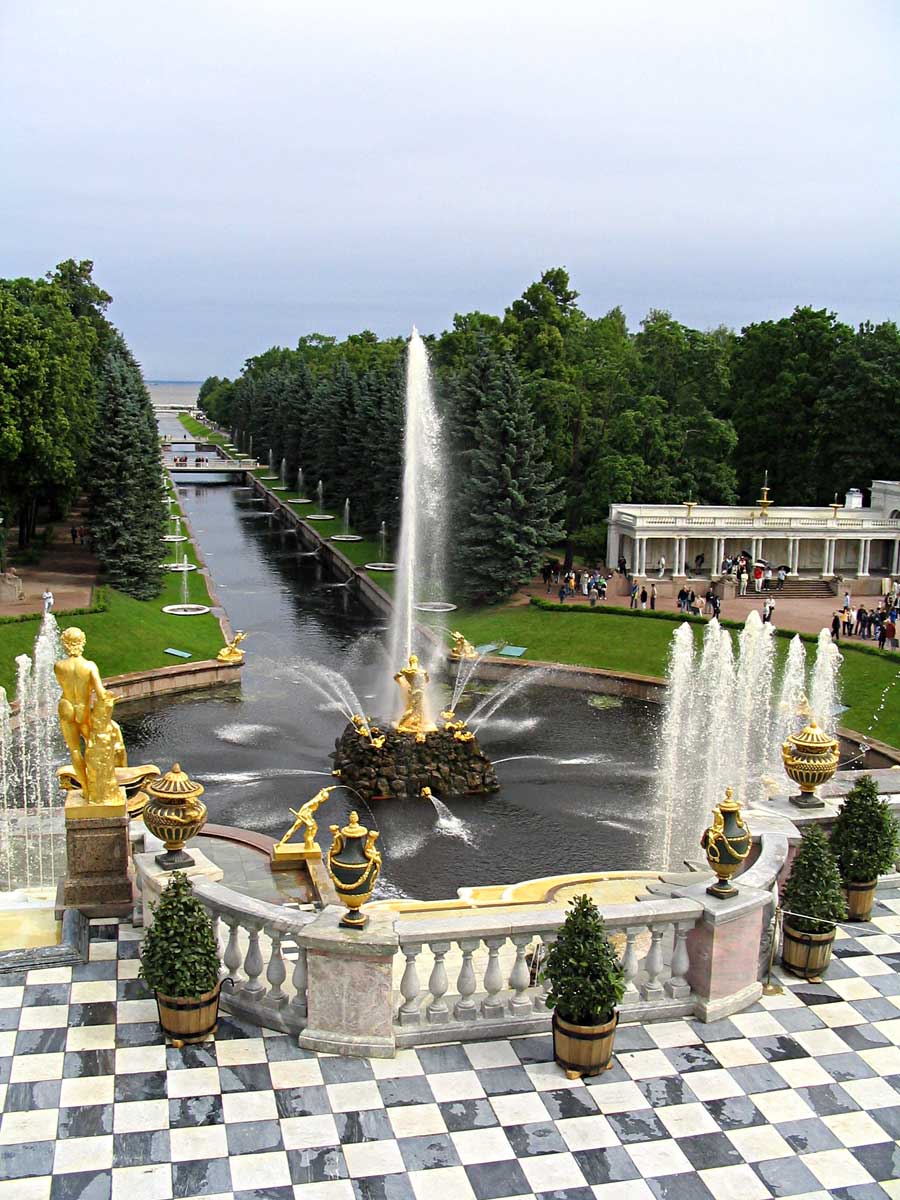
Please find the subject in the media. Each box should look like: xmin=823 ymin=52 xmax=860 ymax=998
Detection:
xmin=0 ymin=688 xmax=12 ymax=889
xmin=658 ymin=623 xmax=697 ymax=867
xmin=281 ymin=457 xmax=288 ymax=486
xmin=810 ymin=629 xmax=842 ymax=734
xmin=317 ymin=480 xmax=324 ymax=509
xmin=297 ymin=467 xmax=305 ymax=497
xmin=268 ymin=448 xmax=275 ymax=474
xmin=379 ymin=521 xmax=387 ymax=561
xmin=343 ymin=499 xmax=351 ymax=536
xmin=385 ymin=329 xmax=448 ymax=717
xmin=731 ymin=611 xmax=776 ymax=806
xmin=768 ymin=635 xmax=807 ymax=785
xmin=248 ymin=434 xmax=253 ymax=460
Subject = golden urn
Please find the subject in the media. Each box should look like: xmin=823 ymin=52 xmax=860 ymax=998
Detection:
xmin=143 ymin=763 xmax=208 ymax=870
xmin=782 ymin=719 xmax=839 ymax=810
xmin=700 ymin=787 xmax=752 ymax=898
xmin=326 ymin=811 xmax=382 ymax=929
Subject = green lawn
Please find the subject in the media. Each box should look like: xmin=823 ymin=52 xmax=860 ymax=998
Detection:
xmin=433 ymin=605 xmax=900 ymax=748
xmin=177 ymin=413 xmax=230 ymax=449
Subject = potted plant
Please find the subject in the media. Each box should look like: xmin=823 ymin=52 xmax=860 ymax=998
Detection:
xmin=780 ymin=824 xmax=846 ymax=979
xmin=830 ymin=775 xmax=899 ymax=921
xmin=139 ymin=871 xmax=222 ymax=1045
xmin=541 ymin=894 xmax=625 ymax=1078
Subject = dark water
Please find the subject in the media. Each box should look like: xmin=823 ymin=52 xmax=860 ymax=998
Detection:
xmin=121 ymin=470 xmax=661 ymax=900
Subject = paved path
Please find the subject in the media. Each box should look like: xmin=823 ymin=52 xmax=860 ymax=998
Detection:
xmin=0 ymin=509 xmax=96 ymax=618
xmin=1 ymin=892 xmax=899 ymax=1199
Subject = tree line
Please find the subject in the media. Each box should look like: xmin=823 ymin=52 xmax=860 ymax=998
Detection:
xmin=197 ymin=267 xmax=900 ymax=603
xmin=0 ymin=261 xmax=167 ymax=599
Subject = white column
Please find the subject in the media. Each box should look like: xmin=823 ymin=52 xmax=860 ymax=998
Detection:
xmin=635 ymin=538 xmax=644 ymax=576
xmin=828 ymin=539 xmax=836 ymax=576
xmin=641 ymin=538 xmax=649 ymax=576
xmin=822 ymin=538 xmax=830 ymax=576
xmin=864 ymin=539 xmax=872 ymax=576
xmin=892 ymin=539 xmax=900 ymax=575
xmin=792 ymin=538 xmax=801 ymax=574
xmin=858 ymin=537 xmax=867 ymax=576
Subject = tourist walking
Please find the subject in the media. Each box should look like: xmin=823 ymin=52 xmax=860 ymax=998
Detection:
xmin=630 ymin=582 xmax=639 ymax=609
xmin=42 ymin=588 xmax=54 ymax=613
xmin=738 ymin=569 xmax=748 ymax=596
xmin=753 ymin=565 xmax=763 ymax=593
xmin=878 ymin=619 xmax=888 ymax=650
xmin=588 ymin=583 xmax=599 ymax=608
xmin=776 ymin=567 xmax=786 ymax=591
xmin=764 ymin=567 xmax=773 ymax=591
xmin=831 ymin=612 xmax=841 ymax=641
xmin=640 ymin=586 xmax=648 ymax=610
xmin=581 ymin=572 xmax=589 ymax=598
xmin=70 ymin=526 xmax=78 ymax=544
xmin=887 ymin=617 xmax=898 ymax=650
xmin=650 ymin=583 xmax=657 ymax=610
xmin=657 ymin=555 xmax=665 ymax=577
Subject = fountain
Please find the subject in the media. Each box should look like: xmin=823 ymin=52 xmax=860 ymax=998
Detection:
xmin=307 ymin=478 xmax=335 ymax=521
xmin=290 ymin=467 xmax=312 ymax=504
xmin=162 ymin=514 xmax=187 ymax=544
xmin=658 ymin=613 xmax=843 ymax=868
xmin=162 ymin=556 xmax=211 ymax=616
xmin=365 ymin=520 xmax=396 ymax=572
xmin=169 ymin=550 xmax=197 ymax=573
xmin=271 ymin=457 xmax=289 ymax=492
xmin=332 ymin=498 xmax=362 ymax=543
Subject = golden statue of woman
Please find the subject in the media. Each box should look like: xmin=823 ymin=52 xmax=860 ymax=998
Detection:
xmin=394 ymin=654 xmax=437 ymax=735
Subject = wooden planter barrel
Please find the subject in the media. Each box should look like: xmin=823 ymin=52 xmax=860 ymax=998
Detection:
xmin=843 ymin=879 xmax=877 ymax=922
xmin=552 ymin=1010 xmax=618 ymax=1079
xmin=781 ymin=922 xmax=835 ymax=980
xmin=155 ymin=981 xmax=221 ymax=1046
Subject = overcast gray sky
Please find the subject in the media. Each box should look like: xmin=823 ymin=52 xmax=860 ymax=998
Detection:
xmin=2 ymin=1 xmax=897 ymax=379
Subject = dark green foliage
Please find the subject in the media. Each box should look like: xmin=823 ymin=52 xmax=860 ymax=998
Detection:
xmin=88 ymin=339 xmax=167 ymax=599
xmin=782 ymin=825 xmax=847 ymax=934
xmin=139 ymin=872 xmax=221 ymax=997
xmin=454 ymin=345 xmax=563 ymax=603
xmin=830 ymin=775 xmax=900 ymax=883
xmin=540 ymin=894 xmax=625 ymax=1024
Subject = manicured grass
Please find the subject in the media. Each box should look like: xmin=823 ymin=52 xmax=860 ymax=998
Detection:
xmin=177 ymin=413 xmax=230 ymax=449
xmin=434 ymin=604 xmax=900 ymax=748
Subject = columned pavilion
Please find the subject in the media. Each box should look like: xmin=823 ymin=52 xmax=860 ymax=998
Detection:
xmin=607 ymin=481 xmax=900 ymax=592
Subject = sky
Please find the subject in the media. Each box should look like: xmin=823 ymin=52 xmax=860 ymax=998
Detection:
xmin=1 ymin=1 xmax=898 ymax=379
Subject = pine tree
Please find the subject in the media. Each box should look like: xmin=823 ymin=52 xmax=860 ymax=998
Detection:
xmin=455 ymin=345 xmax=564 ymax=603
xmin=89 ymin=338 xmax=166 ymax=599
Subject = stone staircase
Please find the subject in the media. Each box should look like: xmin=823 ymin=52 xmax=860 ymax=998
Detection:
xmin=775 ymin=576 xmax=837 ymax=599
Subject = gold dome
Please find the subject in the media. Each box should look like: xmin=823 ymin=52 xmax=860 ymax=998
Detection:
xmin=145 ymin=763 xmax=204 ymax=804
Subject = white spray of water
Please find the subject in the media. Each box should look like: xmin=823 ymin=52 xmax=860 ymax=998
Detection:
xmin=767 ymin=635 xmax=807 ymax=789
xmin=468 ymin=669 xmax=551 ymax=730
xmin=426 ymin=792 xmax=473 ymax=843
xmin=0 ymin=687 xmax=11 ymax=889
xmin=809 ymin=629 xmax=842 ymax=733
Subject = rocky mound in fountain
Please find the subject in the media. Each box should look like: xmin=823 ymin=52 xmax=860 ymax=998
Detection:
xmin=333 ymin=722 xmax=498 ymax=802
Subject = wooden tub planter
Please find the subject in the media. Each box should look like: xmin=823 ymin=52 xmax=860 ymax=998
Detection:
xmin=552 ymin=1010 xmax=618 ymax=1079
xmin=843 ymin=879 xmax=877 ymax=923
xmin=781 ymin=921 xmax=836 ymax=981
xmin=155 ymin=981 xmax=222 ymax=1047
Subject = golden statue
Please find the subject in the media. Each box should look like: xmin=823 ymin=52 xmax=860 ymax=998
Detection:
xmin=54 ymin=627 xmax=159 ymax=817
xmin=449 ymin=631 xmax=477 ymax=660
xmin=271 ymin=785 xmax=336 ymax=867
xmin=394 ymin=654 xmax=437 ymax=735
xmin=217 ymin=630 xmax=247 ymax=664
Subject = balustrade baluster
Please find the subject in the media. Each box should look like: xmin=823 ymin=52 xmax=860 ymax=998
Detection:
xmin=290 ymin=946 xmax=308 ymax=1020
xmin=508 ymin=935 xmax=533 ymax=1017
xmin=621 ymin=927 xmax=640 ymax=1001
xmin=481 ymin=936 xmax=506 ymax=1019
xmin=397 ymin=943 xmax=423 ymax=1026
xmin=427 ymin=941 xmax=451 ymax=1023
xmin=533 ymin=933 xmax=556 ymax=1011
xmin=666 ymin=921 xmax=692 ymax=999
xmin=641 ymin=926 xmax=665 ymax=1000
xmin=266 ymin=927 xmax=288 ymax=1006
xmin=223 ymin=918 xmax=242 ymax=985
xmin=454 ymin=938 xmax=480 ymax=1022
xmin=242 ymin=925 xmax=265 ymax=997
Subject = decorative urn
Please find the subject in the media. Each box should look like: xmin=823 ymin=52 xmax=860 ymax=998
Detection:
xmin=326 ymin=811 xmax=382 ymax=929
xmin=142 ymin=763 xmax=207 ymax=870
xmin=700 ymin=786 xmax=751 ymax=898
xmin=782 ymin=719 xmax=839 ymax=809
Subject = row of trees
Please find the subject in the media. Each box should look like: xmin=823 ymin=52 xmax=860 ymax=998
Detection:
xmin=0 ymin=261 xmax=167 ymax=598
xmin=199 ymin=268 xmax=900 ymax=603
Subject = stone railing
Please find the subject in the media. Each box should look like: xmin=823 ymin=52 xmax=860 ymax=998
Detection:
xmin=389 ymin=897 xmax=702 ymax=1048
xmin=619 ymin=513 xmax=900 ymax=533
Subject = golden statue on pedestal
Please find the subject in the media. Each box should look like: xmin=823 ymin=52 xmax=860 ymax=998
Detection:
xmin=394 ymin=654 xmax=437 ymax=735
xmin=271 ymin=785 xmax=337 ymax=867
xmin=217 ymin=630 xmax=247 ymax=663
xmin=449 ymin=631 xmax=477 ymax=661
xmin=54 ymin=627 xmax=159 ymax=817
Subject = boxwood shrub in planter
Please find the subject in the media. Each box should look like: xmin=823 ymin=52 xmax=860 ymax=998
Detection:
xmin=139 ymin=871 xmax=223 ymax=1045
xmin=830 ymin=775 xmax=899 ymax=921
xmin=541 ymin=894 xmax=625 ymax=1078
xmin=780 ymin=825 xmax=846 ymax=980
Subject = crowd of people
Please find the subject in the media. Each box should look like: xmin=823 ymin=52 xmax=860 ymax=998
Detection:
xmin=831 ymin=590 xmax=899 ymax=648
xmin=542 ymin=563 xmax=610 ymax=606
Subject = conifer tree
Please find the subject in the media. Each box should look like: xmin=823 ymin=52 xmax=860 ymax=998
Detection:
xmin=88 ymin=338 xmax=166 ymax=599
xmin=455 ymin=345 xmax=563 ymax=603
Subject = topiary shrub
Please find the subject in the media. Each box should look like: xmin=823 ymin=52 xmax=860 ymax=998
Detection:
xmin=139 ymin=871 xmax=221 ymax=997
xmin=830 ymin=775 xmax=900 ymax=883
xmin=781 ymin=824 xmax=847 ymax=934
xmin=541 ymin=894 xmax=625 ymax=1025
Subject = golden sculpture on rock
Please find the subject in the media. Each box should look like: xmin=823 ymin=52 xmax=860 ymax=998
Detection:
xmin=394 ymin=654 xmax=437 ymax=735
xmin=217 ymin=630 xmax=247 ymax=663
xmin=55 ymin=627 xmax=159 ymax=817
xmin=271 ymin=785 xmax=337 ymax=867
xmin=449 ymin=631 xmax=477 ymax=661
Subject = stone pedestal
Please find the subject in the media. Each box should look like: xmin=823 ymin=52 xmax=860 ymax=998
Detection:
xmin=299 ymin=905 xmax=398 ymax=1058
xmin=134 ymin=850 xmax=224 ymax=929
xmin=62 ymin=795 xmax=134 ymax=918
xmin=681 ymin=881 xmax=767 ymax=1020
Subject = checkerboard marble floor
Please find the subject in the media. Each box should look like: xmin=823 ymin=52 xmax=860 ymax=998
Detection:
xmin=1 ymin=891 xmax=899 ymax=1200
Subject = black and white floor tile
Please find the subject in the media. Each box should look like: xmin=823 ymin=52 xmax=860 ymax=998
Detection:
xmin=0 ymin=891 xmax=899 ymax=1200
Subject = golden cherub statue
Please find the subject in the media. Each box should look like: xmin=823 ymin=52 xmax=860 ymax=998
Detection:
xmin=83 ymin=691 xmax=124 ymax=806
xmin=449 ymin=631 xmax=477 ymax=660
xmin=217 ymin=630 xmax=247 ymax=664
xmin=394 ymin=654 xmax=437 ymax=735
xmin=271 ymin=786 xmax=337 ymax=865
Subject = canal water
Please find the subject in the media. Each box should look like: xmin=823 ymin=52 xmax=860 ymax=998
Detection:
xmin=125 ymin=416 xmax=660 ymax=899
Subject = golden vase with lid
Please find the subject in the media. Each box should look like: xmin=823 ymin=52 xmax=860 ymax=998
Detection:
xmin=782 ymin=719 xmax=840 ymax=810
xmin=142 ymin=763 xmax=208 ymax=870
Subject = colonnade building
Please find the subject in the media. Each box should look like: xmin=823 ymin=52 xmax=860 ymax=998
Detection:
xmin=606 ymin=481 xmax=900 ymax=594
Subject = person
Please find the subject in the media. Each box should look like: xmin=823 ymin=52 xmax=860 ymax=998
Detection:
xmin=844 ymin=590 xmax=851 ymax=609
xmin=598 ymin=576 xmax=607 ymax=600
xmin=753 ymin=565 xmax=763 ymax=593
xmin=581 ymin=572 xmax=589 ymax=598
xmin=855 ymin=605 xmax=867 ymax=637
xmin=878 ymin=619 xmax=888 ymax=650
xmin=650 ymin=583 xmax=657 ymax=611
xmin=688 ymin=588 xmax=698 ymax=615
xmin=843 ymin=606 xmax=854 ymax=637
xmin=776 ymin=567 xmax=786 ymax=591
xmin=630 ymin=582 xmax=639 ymax=609
xmin=588 ymin=582 xmax=599 ymax=608
xmin=694 ymin=553 xmax=705 ymax=573
xmin=558 ymin=584 xmax=567 ymax=604
xmin=640 ymin=586 xmax=648 ymax=610
xmin=41 ymin=588 xmax=54 ymax=613
xmin=70 ymin=526 xmax=78 ymax=544
xmin=617 ymin=554 xmax=627 ymax=575
xmin=541 ymin=563 xmax=551 ymax=588
xmin=738 ymin=568 xmax=748 ymax=597
xmin=657 ymin=555 xmax=665 ymax=577
xmin=712 ymin=593 xmax=721 ymax=617
xmin=831 ymin=612 xmax=841 ymax=641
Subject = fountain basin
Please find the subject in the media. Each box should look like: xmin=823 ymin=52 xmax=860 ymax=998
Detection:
xmin=261 ymin=475 xmax=279 ymax=481
xmin=307 ymin=514 xmax=336 ymax=521
xmin=162 ymin=535 xmax=188 ymax=543
xmin=271 ymin=487 xmax=289 ymax=492
xmin=168 ymin=562 xmax=197 ymax=573
xmin=364 ymin=562 xmax=397 ymax=572
xmin=331 ymin=534 xmax=363 ymax=542
xmin=414 ymin=601 xmax=458 ymax=613
xmin=162 ymin=604 xmax=212 ymax=616
xmin=289 ymin=497 xmax=313 ymax=504
xmin=333 ymin=722 xmax=499 ymax=803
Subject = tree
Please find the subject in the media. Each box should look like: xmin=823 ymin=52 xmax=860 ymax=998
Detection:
xmin=88 ymin=338 xmax=167 ymax=598
xmin=455 ymin=345 xmax=563 ymax=602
